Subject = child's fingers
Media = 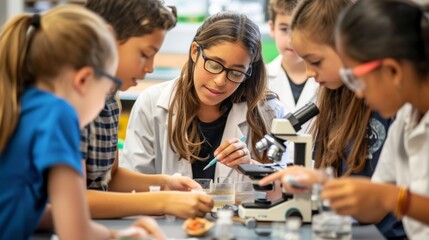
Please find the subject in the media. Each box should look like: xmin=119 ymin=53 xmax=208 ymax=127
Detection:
xmin=259 ymin=171 xmax=285 ymax=186
xmin=132 ymin=217 xmax=166 ymax=240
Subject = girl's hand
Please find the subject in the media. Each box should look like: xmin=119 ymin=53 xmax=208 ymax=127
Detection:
xmin=163 ymin=192 xmax=214 ymax=219
xmin=164 ymin=175 xmax=202 ymax=191
xmin=115 ymin=217 xmax=165 ymax=240
xmin=259 ymin=166 xmax=323 ymax=194
xmin=215 ymin=138 xmax=251 ymax=168
xmin=321 ymin=177 xmax=397 ymax=217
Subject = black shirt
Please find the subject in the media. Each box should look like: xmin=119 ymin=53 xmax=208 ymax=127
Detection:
xmin=287 ymin=74 xmax=307 ymax=104
xmin=192 ymin=110 xmax=229 ymax=180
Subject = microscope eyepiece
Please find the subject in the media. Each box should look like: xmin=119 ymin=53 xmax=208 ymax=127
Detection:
xmin=284 ymin=102 xmax=320 ymax=132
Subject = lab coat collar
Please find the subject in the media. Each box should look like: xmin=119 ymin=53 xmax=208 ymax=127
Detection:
xmin=402 ymin=103 xmax=429 ymax=139
xmin=156 ymin=79 xmax=177 ymax=113
xmin=267 ymin=55 xmax=283 ymax=78
xmin=267 ymin=56 xmax=319 ymax=112
xmin=405 ymin=104 xmax=429 ymax=137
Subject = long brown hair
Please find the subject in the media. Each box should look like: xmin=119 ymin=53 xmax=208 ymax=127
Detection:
xmin=0 ymin=5 xmax=116 ymax=152
xmin=292 ymin=0 xmax=371 ymax=176
xmin=167 ymin=12 xmax=276 ymax=163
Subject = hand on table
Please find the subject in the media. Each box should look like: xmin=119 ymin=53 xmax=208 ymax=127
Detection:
xmin=215 ymin=138 xmax=252 ymax=168
xmin=163 ymin=192 xmax=214 ymax=219
xmin=116 ymin=217 xmax=165 ymax=240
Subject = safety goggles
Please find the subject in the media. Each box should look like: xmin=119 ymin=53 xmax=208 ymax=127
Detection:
xmin=339 ymin=60 xmax=382 ymax=92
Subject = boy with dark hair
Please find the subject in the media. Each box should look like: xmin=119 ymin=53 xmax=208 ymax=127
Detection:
xmin=82 ymin=0 xmax=213 ymax=219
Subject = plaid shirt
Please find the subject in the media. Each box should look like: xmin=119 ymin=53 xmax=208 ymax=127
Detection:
xmin=80 ymin=95 xmax=119 ymax=191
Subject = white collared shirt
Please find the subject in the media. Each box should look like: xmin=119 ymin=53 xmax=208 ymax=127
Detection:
xmin=372 ymin=103 xmax=429 ymax=238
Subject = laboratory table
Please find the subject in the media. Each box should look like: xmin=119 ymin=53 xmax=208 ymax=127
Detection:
xmin=31 ymin=215 xmax=386 ymax=239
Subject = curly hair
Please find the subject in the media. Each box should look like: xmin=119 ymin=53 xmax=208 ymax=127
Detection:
xmin=85 ymin=0 xmax=177 ymax=42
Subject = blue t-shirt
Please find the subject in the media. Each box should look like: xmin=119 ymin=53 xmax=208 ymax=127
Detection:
xmin=0 ymin=88 xmax=82 ymax=239
xmin=342 ymin=112 xmax=405 ymax=239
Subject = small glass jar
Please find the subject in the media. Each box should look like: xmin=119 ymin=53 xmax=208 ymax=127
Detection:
xmin=214 ymin=209 xmax=234 ymax=240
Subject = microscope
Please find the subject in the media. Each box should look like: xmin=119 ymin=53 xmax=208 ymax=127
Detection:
xmin=237 ymin=102 xmax=319 ymax=222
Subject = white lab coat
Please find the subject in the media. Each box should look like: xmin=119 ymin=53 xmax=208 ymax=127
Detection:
xmin=120 ymin=79 xmax=286 ymax=182
xmin=267 ymin=56 xmax=319 ymax=163
xmin=372 ymin=104 xmax=429 ymax=239
xmin=267 ymin=56 xmax=319 ymax=116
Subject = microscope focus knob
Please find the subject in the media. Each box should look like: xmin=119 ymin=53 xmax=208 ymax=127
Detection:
xmin=285 ymin=208 xmax=303 ymax=222
xmin=255 ymin=138 xmax=268 ymax=151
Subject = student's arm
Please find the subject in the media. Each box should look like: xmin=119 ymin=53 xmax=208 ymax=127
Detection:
xmin=321 ymin=178 xmax=397 ymax=223
xmin=325 ymin=178 xmax=429 ymax=224
xmin=324 ymin=178 xmax=429 ymax=225
xmin=108 ymin=152 xmax=200 ymax=192
xmin=401 ymin=192 xmax=429 ymax=225
xmin=49 ymin=165 xmax=167 ymax=239
xmin=85 ymin=156 xmax=211 ymax=219
xmin=48 ymin=165 xmax=111 ymax=239
xmin=87 ymin=188 xmax=213 ymax=219
xmin=108 ymin=153 xmax=167 ymax=192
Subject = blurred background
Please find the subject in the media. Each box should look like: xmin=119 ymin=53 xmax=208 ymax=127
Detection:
xmin=1 ymin=0 xmax=428 ymax=142
xmin=0 ymin=0 xmax=278 ymax=142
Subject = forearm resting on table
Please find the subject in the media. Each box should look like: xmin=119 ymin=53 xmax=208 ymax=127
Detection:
xmin=354 ymin=186 xmax=429 ymax=225
xmin=108 ymin=166 xmax=170 ymax=192
xmin=87 ymin=190 xmax=169 ymax=219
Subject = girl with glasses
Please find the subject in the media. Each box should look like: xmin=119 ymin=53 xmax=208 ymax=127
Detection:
xmin=259 ymin=0 xmax=405 ymax=238
xmin=122 ymin=12 xmax=285 ymax=183
xmin=320 ymin=0 xmax=429 ymax=238
xmin=0 ymin=5 xmax=163 ymax=239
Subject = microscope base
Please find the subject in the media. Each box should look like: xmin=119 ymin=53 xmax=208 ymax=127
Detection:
xmin=238 ymin=195 xmax=312 ymax=222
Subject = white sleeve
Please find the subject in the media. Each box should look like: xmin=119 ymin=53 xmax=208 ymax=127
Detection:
xmin=371 ymin=117 xmax=402 ymax=184
xmin=121 ymin=90 xmax=157 ymax=174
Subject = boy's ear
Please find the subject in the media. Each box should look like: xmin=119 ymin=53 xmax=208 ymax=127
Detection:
xmin=382 ymin=58 xmax=402 ymax=87
xmin=190 ymin=42 xmax=199 ymax=62
xmin=268 ymin=20 xmax=275 ymax=39
xmin=73 ymin=67 xmax=94 ymax=95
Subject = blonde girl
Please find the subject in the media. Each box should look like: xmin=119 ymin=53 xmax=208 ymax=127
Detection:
xmin=0 ymin=5 xmax=163 ymax=240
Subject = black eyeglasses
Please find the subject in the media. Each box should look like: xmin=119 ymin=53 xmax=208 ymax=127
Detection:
xmin=197 ymin=46 xmax=252 ymax=83
xmin=94 ymin=68 xmax=122 ymax=92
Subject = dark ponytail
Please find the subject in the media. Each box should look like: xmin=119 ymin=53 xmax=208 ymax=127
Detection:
xmin=336 ymin=0 xmax=429 ymax=78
